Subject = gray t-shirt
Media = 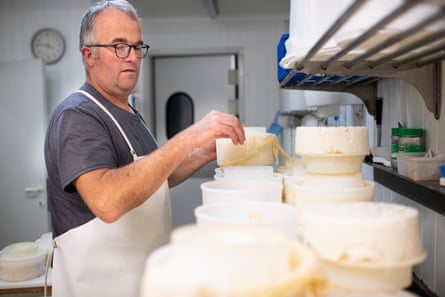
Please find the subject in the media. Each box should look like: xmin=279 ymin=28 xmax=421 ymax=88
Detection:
xmin=44 ymin=83 xmax=158 ymax=237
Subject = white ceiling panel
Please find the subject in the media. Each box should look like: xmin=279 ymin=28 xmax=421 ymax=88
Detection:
xmin=0 ymin=0 xmax=290 ymax=19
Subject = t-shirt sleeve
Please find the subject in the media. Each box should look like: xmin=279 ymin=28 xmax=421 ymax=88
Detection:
xmin=53 ymin=106 xmax=119 ymax=192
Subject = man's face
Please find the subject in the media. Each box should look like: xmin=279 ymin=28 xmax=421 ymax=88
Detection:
xmin=86 ymin=8 xmax=143 ymax=99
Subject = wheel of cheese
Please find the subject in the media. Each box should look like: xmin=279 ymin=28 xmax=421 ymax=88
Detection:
xmin=294 ymin=127 xmax=369 ymax=175
xmin=303 ymin=202 xmax=426 ymax=293
xmin=140 ymin=224 xmax=326 ymax=297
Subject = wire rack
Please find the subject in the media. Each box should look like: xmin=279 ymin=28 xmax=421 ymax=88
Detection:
xmin=278 ymin=0 xmax=444 ymax=119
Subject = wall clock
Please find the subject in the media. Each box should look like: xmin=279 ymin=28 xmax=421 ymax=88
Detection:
xmin=31 ymin=28 xmax=66 ymax=65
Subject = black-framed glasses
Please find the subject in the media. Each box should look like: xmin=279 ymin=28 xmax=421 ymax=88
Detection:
xmin=86 ymin=43 xmax=150 ymax=58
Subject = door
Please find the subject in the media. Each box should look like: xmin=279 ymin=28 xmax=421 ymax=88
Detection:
xmin=153 ymin=54 xmax=238 ymax=228
xmin=0 ymin=59 xmax=50 ymax=248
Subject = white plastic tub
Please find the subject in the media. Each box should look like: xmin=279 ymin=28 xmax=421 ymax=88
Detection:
xmin=195 ymin=201 xmax=298 ymax=239
xmin=286 ymin=179 xmax=375 ymax=209
xmin=320 ymin=257 xmax=425 ymax=293
xmin=302 ymin=154 xmax=366 ymax=175
xmin=223 ymin=165 xmax=274 ymax=179
xmin=0 ymin=242 xmax=46 ymax=282
xmin=397 ymin=153 xmax=445 ymax=181
xmin=325 ymin=289 xmax=418 ymax=297
xmin=285 ymin=179 xmax=374 ymax=229
xmin=282 ymin=174 xmax=305 ymax=204
xmin=214 ymin=166 xmax=283 ymax=185
xmin=200 ymin=180 xmax=283 ymax=205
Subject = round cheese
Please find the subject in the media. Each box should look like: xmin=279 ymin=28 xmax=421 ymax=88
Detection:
xmin=295 ymin=126 xmax=369 ymax=156
xmin=140 ymin=224 xmax=326 ymax=297
xmin=303 ymin=202 xmax=425 ymax=265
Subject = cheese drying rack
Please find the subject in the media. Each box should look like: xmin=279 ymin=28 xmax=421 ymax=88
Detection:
xmin=278 ymin=1 xmax=444 ymax=296
xmin=278 ymin=0 xmax=445 ymax=220
xmin=278 ymin=0 xmax=444 ymax=120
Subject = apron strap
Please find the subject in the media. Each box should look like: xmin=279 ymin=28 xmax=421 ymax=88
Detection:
xmin=48 ymin=91 xmax=170 ymax=296
xmin=40 ymin=239 xmax=56 ymax=297
xmin=76 ymin=89 xmax=138 ymax=161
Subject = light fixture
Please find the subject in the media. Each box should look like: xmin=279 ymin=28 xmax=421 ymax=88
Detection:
xmin=203 ymin=0 xmax=219 ymax=19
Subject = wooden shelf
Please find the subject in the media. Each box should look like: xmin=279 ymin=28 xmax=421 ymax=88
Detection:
xmin=372 ymin=163 xmax=445 ymax=215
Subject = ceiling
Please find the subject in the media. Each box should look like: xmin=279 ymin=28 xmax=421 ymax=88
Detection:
xmin=0 ymin=0 xmax=290 ymax=19
xmin=131 ymin=0 xmax=290 ymax=19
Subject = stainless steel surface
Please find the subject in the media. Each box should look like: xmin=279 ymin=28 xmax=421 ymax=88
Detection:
xmin=281 ymin=0 xmax=445 ymax=119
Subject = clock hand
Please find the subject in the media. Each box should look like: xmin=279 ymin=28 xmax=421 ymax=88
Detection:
xmin=35 ymin=42 xmax=50 ymax=49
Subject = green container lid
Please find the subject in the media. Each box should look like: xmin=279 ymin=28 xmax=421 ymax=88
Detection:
xmin=391 ymin=128 xmax=400 ymax=136
xmin=398 ymin=128 xmax=424 ymax=137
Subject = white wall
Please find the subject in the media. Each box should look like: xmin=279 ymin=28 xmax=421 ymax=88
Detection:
xmin=373 ymin=69 xmax=445 ymax=296
xmin=0 ymin=6 xmax=287 ymax=128
xmin=139 ymin=17 xmax=287 ymax=126
xmin=0 ymin=5 xmax=88 ymax=116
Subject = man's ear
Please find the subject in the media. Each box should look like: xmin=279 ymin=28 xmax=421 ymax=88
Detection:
xmin=81 ymin=47 xmax=95 ymax=66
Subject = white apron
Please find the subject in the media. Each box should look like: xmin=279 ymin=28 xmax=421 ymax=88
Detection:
xmin=52 ymin=90 xmax=172 ymax=297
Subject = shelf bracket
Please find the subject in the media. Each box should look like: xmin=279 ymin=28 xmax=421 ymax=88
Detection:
xmin=333 ymin=82 xmax=377 ymax=117
xmin=389 ymin=62 xmax=442 ymax=120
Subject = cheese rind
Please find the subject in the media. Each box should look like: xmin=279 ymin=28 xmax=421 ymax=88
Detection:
xmin=295 ymin=127 xmax=369 ymax=156
xmin=303 ymin=202 xmax=425 ymax=265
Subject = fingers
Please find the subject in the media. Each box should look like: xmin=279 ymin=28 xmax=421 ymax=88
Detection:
xmin=208 ymin=110 xmax=245 ymax=145
xmin=183 ymin=110 xmax=245 ymax=151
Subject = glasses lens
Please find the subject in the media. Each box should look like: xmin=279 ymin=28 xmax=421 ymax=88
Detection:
xmin=133 ymin=45 xmax=143 ymax=58
xmin=136 ymin=45 xmax=149 ymax=58
xmin=115 ymin=44 xmax=130 ymax=58
xmin=113 ymin=44 xmax=149 ymax=58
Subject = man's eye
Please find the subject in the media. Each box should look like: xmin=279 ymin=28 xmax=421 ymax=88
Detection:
xmin=115 ymin=44 xmax=127 ymax=50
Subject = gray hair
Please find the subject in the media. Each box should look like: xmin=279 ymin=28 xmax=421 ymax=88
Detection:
xmin=79 ymin=0 xmax=141 ymax=50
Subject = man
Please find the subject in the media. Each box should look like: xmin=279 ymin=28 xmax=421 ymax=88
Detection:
xmin=44 ymin=1 xmax=245 ymax=296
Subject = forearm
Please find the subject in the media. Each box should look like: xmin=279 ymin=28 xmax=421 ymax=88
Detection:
xmin=168 ymin=147 xmax=215 ymax=187
xmin=75 ymin=132 xmax=194 ymax=222
xmin=74 ymin=110 xmax=244 ymax=222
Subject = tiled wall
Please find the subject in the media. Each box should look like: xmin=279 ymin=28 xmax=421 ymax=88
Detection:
xmin=364 ymin=71 xmax=445 ymax=296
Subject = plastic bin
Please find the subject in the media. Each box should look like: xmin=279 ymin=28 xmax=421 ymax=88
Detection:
xmin=397 ymin=153 xmax=445 ymax=181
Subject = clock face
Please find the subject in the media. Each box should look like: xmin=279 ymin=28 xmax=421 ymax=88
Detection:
xmin=31 ymin=28 xmax=66 ymax=65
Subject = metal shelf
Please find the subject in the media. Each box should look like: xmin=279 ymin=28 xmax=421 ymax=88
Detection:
xmin=279 ymin=0 xmax=444 ymax=119
xmin=372 ymin=162 xmax=445 ymax=215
